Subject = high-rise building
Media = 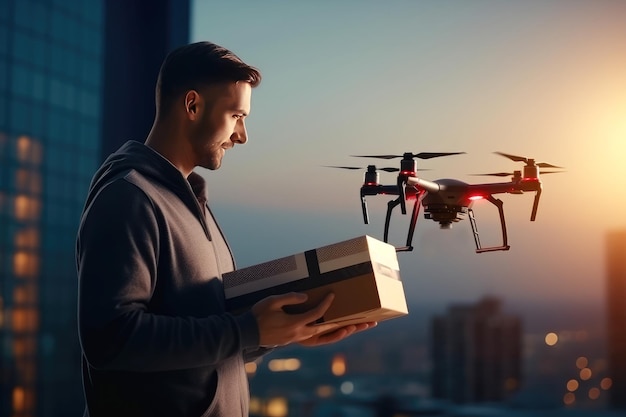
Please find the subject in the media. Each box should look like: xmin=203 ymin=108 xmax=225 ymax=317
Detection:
xmin=431 ymin=296 xmax=522 ymax=404
xmin=0 ymin=1 xmax=188 ymax=416
xmin=101 ymin=0 xmax=190 ymax=158
xmin=606 ymin=229 xmax=626 ymax=409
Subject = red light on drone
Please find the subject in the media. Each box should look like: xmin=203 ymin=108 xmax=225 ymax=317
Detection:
xmin=365 ymin=182 xmax=377 ymax=186
xmin=523 ymin=177 xmax=539 ymax=182
xmin=400 ymin=170 xmax=415 ymax=176
xmin=469 ymin=195 xmax=484 ymax=201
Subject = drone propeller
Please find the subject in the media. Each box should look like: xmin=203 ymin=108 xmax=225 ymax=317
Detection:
xmin=495 ymin=152 xmax=563 ymax=169
xmin=471 ymin=171 xmax=564 ymax=177
xmin=352 ymin=152 xmax=465 ymax=160
xmin=324 ymin=165 xmax=400 ymax=172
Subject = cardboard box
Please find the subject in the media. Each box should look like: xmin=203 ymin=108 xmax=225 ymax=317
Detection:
xmin=223 ymin=235 xmax=408 ymax=326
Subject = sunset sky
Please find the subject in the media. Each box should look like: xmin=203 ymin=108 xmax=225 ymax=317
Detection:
xmin=191 ymin=1 xmax=626 ymax=316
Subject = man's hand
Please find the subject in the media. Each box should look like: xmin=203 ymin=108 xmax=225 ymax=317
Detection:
xmin=298 ymin=322 xmax=377 ymax=347
xmin=251 ymin=292 xmax=344 ymax=347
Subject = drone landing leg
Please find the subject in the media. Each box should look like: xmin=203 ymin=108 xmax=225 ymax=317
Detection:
xmin=384 ymin=198 xmax=402 ymax=244
xmin=468 ymin=208 xmax=482 ymax=251
xmin=472 ymin=196 xmax=511 ymax=253
xmin=399 ymin=191 xmax=425 ymax=252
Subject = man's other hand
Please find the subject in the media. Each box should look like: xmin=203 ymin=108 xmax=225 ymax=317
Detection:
xmin=298 ymin=322 xmax=377 ymax=347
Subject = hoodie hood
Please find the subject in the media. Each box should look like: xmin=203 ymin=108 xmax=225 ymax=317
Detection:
xmin=84 ymin=140 xmax=207 ymax=223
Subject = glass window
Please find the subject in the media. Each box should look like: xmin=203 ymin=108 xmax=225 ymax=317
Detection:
xmin=32 ymin=70 xmax=46 ymax=101
xmin=66 ymin=16 xmax=80 ymax=50
xmin=50 ymin=9 xmax=68 ymax=43
xmin=31 ymin=36 xmax=47 ymax=69
xmin=80 ymin=58 xmax=102 ymax=88
xmin=0 ymin=24 xmax=8 ymax=56
xmin=82 ymin=26 xmax=103 ymax=58
xmin=15 ymin=0 xmax=35 ymax=30
xmin=62 ymin=82 xmax=76 ymax=112
xmin=30 ymin=102 xmax=46 ymax=139
xmin=50 ymin=43 xmax=78 ymax=80
xmin=49 ymin=77 xmax=75 ymax=111
xmin=61 ymin=149 xmax=73 ymax=174
xmin=79 ymin=152 xmax=96 ymax=179
xmin=10 ymin=99 xmax=30 ymax=133
xmin=82 ymin=0 xmax=103 ymax=26
xmin=47 ymin=107 xmax=65 ymax=144
xmin=64 ymin=50 xmax=80 ymax=82
xmin=0 ymin=0 xmax=9 ymax=22
xmin=45 ymin=201 xmax=59 ymax=229
xmin=64 ymin=121 xmax=79 ymax=149
xmin=49 ymin=77 xmax=63 ymax=108
xmin=0 ymin=94 xmax=6 ymax=127
xmin=30 ymin=1 xmax=49 ymax=35
xmin=91 ymin=58 xmax=102 ymax=89
xmin=80 ymin=89 xmax=97 ymax=118
xmin=12 ymin=31 xmax=35 ymax=64
xmin=0 ymin=59 xmax=6 ymax=92
xmin=11 ymin=65 xmax=47 ymax=101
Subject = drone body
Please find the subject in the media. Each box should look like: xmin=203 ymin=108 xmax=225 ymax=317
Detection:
xmin=329 ymin=152 xmax=563 ymax=253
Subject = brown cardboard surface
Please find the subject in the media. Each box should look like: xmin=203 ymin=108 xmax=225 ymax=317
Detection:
xmin=223 ymin=235 xmax=409 ymax=326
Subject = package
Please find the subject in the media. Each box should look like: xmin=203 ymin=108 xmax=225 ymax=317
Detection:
xmin=222 ymin=235 xmax=408 ymax=326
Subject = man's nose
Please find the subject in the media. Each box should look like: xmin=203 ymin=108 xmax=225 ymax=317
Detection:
xmin=232 ymin=120 xmax=248 ymax=144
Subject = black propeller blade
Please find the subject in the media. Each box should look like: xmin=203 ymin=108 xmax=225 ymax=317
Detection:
xmin=471 ymin=171 xmax=565 ymax=177
xmin=470 ymin=172 xmax=514 ymax=177
xmin=352 ymin=152 xmax=465 ymax=160
xmin=495 ymin=152 xmax=563 ymax=169
xmin=324 ymin=165 xmax=400 ymax=172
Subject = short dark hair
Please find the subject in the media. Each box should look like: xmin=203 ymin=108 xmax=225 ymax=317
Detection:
xmin=155 ymin=41 xmax=261 ymax=115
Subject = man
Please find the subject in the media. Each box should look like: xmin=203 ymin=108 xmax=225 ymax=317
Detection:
xmin=76 ymin=41 xmax=374 ymax=417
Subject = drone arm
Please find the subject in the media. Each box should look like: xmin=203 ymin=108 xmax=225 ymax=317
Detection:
xmin=406 ymin=176 xmax=442 ymax=193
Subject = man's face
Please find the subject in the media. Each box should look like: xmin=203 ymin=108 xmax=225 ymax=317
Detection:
xmin=190 ymin=82 xmax=251 ymax=170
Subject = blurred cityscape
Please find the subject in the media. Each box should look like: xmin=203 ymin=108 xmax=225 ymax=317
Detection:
xmin=245 ymin=294 xmax=618 ymax=417
xmin=1 ymin=1 xmax=625 ymax=417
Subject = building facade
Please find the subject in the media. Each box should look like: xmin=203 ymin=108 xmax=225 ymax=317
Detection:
xmin=606 ymin=229 xmax=626 ymax=409
xmin=431 ymin=296 xmax=522 ymax=404
xmin=0 ymin=1 xmax=188 ymax=416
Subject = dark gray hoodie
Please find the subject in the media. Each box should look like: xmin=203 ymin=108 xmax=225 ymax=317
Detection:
xmin=77 ymin=141 xmax=266 ymax=417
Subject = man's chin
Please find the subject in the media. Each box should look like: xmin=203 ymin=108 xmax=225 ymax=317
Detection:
xmin=202 ymin=158 xmax=223 ymax=171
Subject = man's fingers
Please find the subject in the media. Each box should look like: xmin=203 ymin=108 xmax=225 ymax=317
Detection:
xmin=308 ymin=321 xmax=342 ymax=336
xmin=294 ymin=293 xmax=335 ymax=324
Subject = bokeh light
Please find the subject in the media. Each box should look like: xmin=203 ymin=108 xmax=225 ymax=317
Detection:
xmin=545 ymin=332 xmax=558 ymax=346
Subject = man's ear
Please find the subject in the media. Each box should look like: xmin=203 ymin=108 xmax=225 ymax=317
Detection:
xmin=184 ymin=90 xmax=200 ymax=120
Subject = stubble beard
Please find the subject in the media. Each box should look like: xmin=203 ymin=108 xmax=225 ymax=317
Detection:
xmin=202 ymin=146 xmax=224 ymax=171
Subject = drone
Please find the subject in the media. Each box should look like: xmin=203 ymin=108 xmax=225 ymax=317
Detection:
xmin=327 ymin=152 xmax=563 ymax=253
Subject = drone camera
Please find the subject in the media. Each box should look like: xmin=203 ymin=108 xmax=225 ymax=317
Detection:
xmin=423 ymin=204 xmax=468 ymax=225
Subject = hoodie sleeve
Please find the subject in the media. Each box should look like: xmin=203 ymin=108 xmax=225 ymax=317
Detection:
xmin=77 ymin=178 xmax=259 ymax=372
